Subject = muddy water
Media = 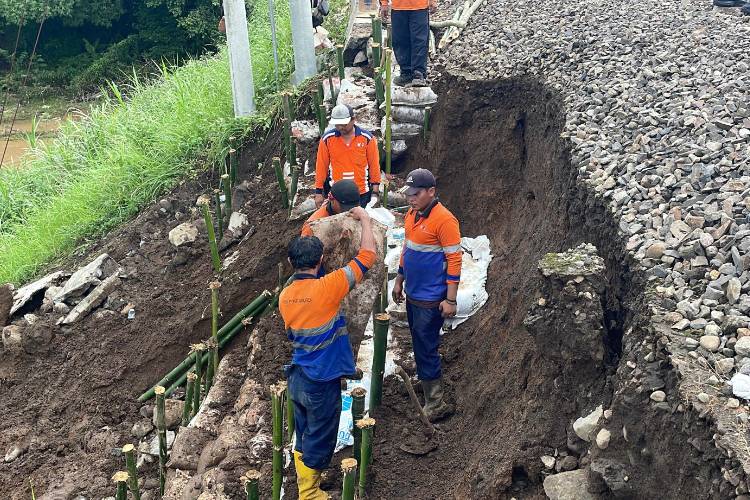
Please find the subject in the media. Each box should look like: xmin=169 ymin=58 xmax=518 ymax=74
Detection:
xmin=1 ymin=116 xmax=71 ymax=167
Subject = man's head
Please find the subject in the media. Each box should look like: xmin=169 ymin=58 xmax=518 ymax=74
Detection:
xmin=329 ymin=179 xmax=360 ymax=213
xmin=288 ymin=236 xmax=324 ymax=271
xmin=402 ymin=168 xmax=436 ymax=211
xmin=329 ymin=104 xmax=355 ymax=134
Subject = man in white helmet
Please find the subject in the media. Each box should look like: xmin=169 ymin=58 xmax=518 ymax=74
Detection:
xmin=315 ymin=104 xmax=381 ymax=208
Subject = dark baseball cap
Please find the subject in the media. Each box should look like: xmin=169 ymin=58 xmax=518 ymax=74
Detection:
xmin=330 ymin=179 xmax=360 ymax=210
xmin=402 ymin=168 xmax=436 ymax=195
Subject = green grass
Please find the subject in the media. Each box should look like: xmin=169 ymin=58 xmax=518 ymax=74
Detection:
xmin=0 ymin=0 xmax=349 ymax=285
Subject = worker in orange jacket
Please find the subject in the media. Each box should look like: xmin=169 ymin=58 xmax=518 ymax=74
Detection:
xmin=281 ymin=207 xmax=377 ymax=499
xmin=315 ymin=104 xmax=381 ymax=209
xmin=380 ymin=0 xmax=437 ymax=86
xmin=392 ymin=168 xmax=461 ymax=421
xmin=301 ymin=180 xmax=361 ymax=237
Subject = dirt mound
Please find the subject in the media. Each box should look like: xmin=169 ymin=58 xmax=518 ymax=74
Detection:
xmin=0 ymin=130 xmax=300 ymax=499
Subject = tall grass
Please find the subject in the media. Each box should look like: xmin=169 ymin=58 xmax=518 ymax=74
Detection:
xmin=0 ymin=0 xmax=348 ymax=285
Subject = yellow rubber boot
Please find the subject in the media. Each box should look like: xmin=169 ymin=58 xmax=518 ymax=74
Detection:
xmin=294 ymin=450 xmax=330 ymax=500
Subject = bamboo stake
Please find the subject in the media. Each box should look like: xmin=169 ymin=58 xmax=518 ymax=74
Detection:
xmin=243 ymin=470 xmax=261 ymax=500
xmin=371 ymin=43 xmax=382 ymax=71
xmin=183 ymin=372 xmax=196 ymax=425
xmin=191 ymin=344 xmax=206 ymax=416
xmin=200 ymin=200 xmax=222 ymax=274
xmin=383 ymin=49 xmax=393 ymax=209
xmin=272 ymin=157 xmax=289 ymax=209
xmin=351 ymin=387 xmax=366 ymax=462
xmin=122 ymin=445 xmax=141 ymax=500
xmin=213 ymin=189 xmax=224 ymax=238
xmin=341 ymin=458 xmax=357 ymax=500
xmin=113 ymin=471 xmax=129 ymax=500
xmin=371 ymin=14 xmax=382 ymax=46
xmin=369 ymin=313 xmax=389 ymax=410
xmin=229 ymin=148 xmax=238 ymax=186
xmin=204 ymin=337 xmax=217 ymax=394
xmin=373 ymin=66 xmax=384 ymax=109
xmin=282 ymin=92 xmax=292 ymax=161
xmin=139 ymin=292 xmax=273 ymax=401
xmin=286 ymin=387 xmax=295 ymax=443
xmin=327 ymin=62 xmax=336 ymax=103
xmin=271 ymin=382 xmax=286 ymax=500
xmin=210 ymin=281 xmax=221 ymax=380
xmin=222 ymin=174 xmax=232 ymax=214
xmin=155 ymin=386 xmax=168 ymax=495
xmin=357 ymin=417 xmax=376 ymax=497
xmin=336 ymin=44 xmax=345 ymax=80
xmin=313 ymin=89 xmax=324 ymax=136
xmin=423 ymin=106 xmax=431 ymax=141
xmin=290 ymin=163 xmax=301 ymax=205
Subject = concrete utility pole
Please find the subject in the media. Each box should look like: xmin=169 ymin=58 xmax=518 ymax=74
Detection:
xmin=289 ymin=0 xmax=317 ymax=85
xmin=223 ymin=0 xmax=255 ymax=116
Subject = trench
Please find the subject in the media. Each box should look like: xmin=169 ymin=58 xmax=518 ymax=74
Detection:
xmin=365 ymin=76 xmax=637 ymax=499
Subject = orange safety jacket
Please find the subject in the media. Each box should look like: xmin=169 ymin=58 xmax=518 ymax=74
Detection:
xmin=398 ymin=199 xmax=462 ymax=302
xmin=381 ymin=0 xmax=429 ymax=11
xmin=280 ymin=248 xmax=377 ymax=381
xmin=315 ymin=126 xmax=381 ymax=195
xmin=301 ymin=203 xmax=333 ymax=237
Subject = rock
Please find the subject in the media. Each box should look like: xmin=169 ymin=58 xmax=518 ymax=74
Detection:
xmin=10 ymin=271 xmax=65 ymax=316
xmin=731 ymin=373 xmax=750 ymax=399
xmin=696 ymin=392 xmax=710 ymax=404
xmin=543 ymin=469 xmax=597 ymax=500
xmin=226 ymin=212 xmax=249 ymax=236
xmin=716 ymin=358 xmax=735 ymax=374
xmin=132 ymin=420 xmax=154 ymax=439
xmin=168 ymin=222 xmax=199 ymax=247
xmin=735 ymin=336 xmax=750 ymax=356
xmin=557 ymin=455 xmax=579 ymax=472
xmin=2 ymin=325 xmax=23 ymax=353
xmin=727 ymin=278 xmax=742 ymax=304
xmin=4 ymin=444 xmax=25 ymax=462
xmin=152 ymin=399 xmax=185 ymax=430
xmin=588 ymin=458 xmax=632 ymax=496
xmin=0 ymin=284 xmax=12 ymax=327
xmin=596 ymin=428 xmax=611 ymax=449
xmin=726 ymin=398 xmax=741 ymax=409
xmin=541 ymin=455 xmax=556 ymax=469
xmin=650 ymin=390 xmax=666 ymax=402
xmin=53 ymin=302 xmax=70 ymax=314
xmin=54 ymin=254 xmax=118 ymax=303
xmin=22 ymin=324 xmax=54 ymax=354
xmin=700 ymin=335 xmax=721 ymax=352
xmin=141 ymin=430 xmax=176 ymax=456
xmin=645 ymin=242 xmax=666 ymax=259
xmin=60 ymin=273 xmax=122 ymax=325
xmin=573 ymin=405 xmax=603 ymax=442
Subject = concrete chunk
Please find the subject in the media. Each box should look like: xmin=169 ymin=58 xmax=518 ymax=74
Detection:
xmin=60 ymin=273 xmax=122 ymax=325
xmin=54 ymin=254 xmax=118 ymax=303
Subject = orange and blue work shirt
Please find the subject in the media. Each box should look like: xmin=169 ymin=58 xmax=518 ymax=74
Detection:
xmin=280 ymin=248 xmax=377 ymax=381
xmin=315 ymin=126 xmax=381 ymax=195
xmin=381 ymin=0 xmax=429 ymax=11
xmin=398 ymin=200 xmax=462 ymax=302
xmin=300 ymin=203 xmax=333 ymax=237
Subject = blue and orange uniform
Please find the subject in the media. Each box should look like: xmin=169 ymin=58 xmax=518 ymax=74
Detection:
xmin=301 ymin=203 xmax=332 ymax=237
xmin=398 ymin=199 xmax=462 ymax=380
xmin=315 ymin=126 xmax=381 ymax=206
xmin=280 ymin=247 xmax=377 ymax=472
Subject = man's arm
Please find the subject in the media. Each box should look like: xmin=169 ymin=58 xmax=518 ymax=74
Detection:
xmin=437 ymin=214 xmax=462 ymax=318
xmin=392 ymin=242 xmax=406 ymax=303
xmin=367 ymin=137 xmax=381 ymax=194
xmin=314 ymin=138 xmax=330 ymax=207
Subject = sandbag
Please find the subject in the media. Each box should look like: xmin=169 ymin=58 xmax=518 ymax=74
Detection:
xmin=391 ymin=105 xmax=426 ymax=124
xmin=391 ymin=86 xmax=438 ymax=106
xmin=309 ymin=212 xmax=387 ymax=346
xmin=380 ymin=117 xmax=422 ymax=139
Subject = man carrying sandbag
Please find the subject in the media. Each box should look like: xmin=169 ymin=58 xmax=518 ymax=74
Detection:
xmin=315 ymin=104 xmax=381 ymax=209
xmin=380 ymin=0 xmax=436 ymax=86
xmin=281 ymin=207 xmax=377 ymax=499
xmin=392 ymin=168 xmax=462 ymax=421
xmin=301 ymin=180 xmax=361 ymax=237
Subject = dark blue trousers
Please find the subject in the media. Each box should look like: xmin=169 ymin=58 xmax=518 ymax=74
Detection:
xmin=391 ymin=8 xmax=430 ymax=77
xmin=406 ymin=301 xmax=444 ymax=380
xmin=287 ymin=365 xmax=342 ymax=470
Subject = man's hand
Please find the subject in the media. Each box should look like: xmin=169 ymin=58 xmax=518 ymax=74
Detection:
xmin=392 ymin=277 xmax=404 ymax=304
xmin=439 ymin=300 xmax=457 ymax=318
xmin=371 ymin=184 xmax=380 ymax=194
xmin=380 ymin=4 xmax=390 ymax=23
xmin=349 ymin=206 xmax=370 ymax=221
xmin=314 ymin=194 xmax=325 ymax=208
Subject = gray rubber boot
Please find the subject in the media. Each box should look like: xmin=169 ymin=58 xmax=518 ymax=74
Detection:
xmin=421 ymin=378 xmax=453 ymax=422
